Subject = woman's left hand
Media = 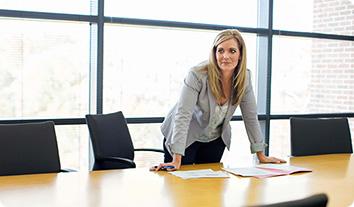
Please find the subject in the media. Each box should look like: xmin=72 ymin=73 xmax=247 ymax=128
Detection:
xmin=256 ymin=151 xmax=286 ymax=164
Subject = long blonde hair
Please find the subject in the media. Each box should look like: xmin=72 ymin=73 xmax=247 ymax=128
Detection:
xmin=206 ymin=29 xmax=247 ymax=106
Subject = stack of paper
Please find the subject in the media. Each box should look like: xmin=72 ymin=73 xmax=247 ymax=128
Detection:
xmin=169 ymin=169 xmax=229 ymax=179
xmin=223 ymin=164 xmax=312 ymax=179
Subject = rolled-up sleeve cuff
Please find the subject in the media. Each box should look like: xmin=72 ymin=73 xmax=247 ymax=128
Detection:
xmin=171 ymin=143 xmax=185 ymax=156
xmin=250 ymin=143 xmax=268 ymax=153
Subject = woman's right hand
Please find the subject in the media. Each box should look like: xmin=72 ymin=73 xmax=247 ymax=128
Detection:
xmin=152 ymin=154 xmax=182 ymax=171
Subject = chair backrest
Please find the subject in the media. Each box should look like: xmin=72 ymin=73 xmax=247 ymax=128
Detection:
xmin=254 ymin=193 xmax=328 ymax=207
xmin=85 ymin=111 xmax=135 ymax=168
xmin=0 ymin=121 xmax=61 ymax=176
xmin=290 ymin=117 xmax=353 ymax=156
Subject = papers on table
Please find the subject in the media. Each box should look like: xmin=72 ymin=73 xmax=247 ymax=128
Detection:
xmin=223 ymin=167 xmax=277 ymax=178
xmin=169 ymin=169 xmax=229 ymax=179
xmin=223 ymin=164 xmax=312 ymax=179
xmin=256 ymin=164 xmax=312 ymax=173
xmin=167 ymin=164 xmax=311 ymax=179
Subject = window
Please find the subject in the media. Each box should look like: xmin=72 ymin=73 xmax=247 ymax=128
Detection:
xmin=274 ymin=0 xmax=354 ymax=36
xmin=271 ymin=36 xmax=354 ymax=114
xmin=55 ymin=125 xmax=89 ymax=170
xmin=105 ymin=0 xmax=258 ymax=27
xmin=0 ymin=0 xmax=93 ymax=15
xmin=0 ymin=18 xmax=90 ymax=119
xmin=104 ymin=25 xmax=257 ymax=117
xmin=269 ymin=120 xmax=291 ymax=158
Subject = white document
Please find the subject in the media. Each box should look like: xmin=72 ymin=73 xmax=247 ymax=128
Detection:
xmin=223 ymin=164 xmax=312 ymax=179
xmin=169 ymin=169 xmax=229 ymax=179
xmin=223 ymin=167 xmax=279 ymax=177
xmin=256 ymin=164 xmax=311 ymax=173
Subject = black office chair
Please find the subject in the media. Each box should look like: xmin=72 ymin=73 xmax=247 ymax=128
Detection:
xmin=0 ymin=121 xmax=68 ymax=176
xmin=290 ymin=117 xmax=353 ymax=156
xmin=85 ymin=111 xmax=164 ymax=170
xmin=251 ymin=193 xmax=328 ymax=207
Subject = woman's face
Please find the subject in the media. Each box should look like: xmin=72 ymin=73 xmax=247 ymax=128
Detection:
xmin=215 ymin=38 xmax=241 ymax=73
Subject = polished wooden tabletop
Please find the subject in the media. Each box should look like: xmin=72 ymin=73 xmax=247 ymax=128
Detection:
xmin=0 ymin=154 xmax=353 ymax=207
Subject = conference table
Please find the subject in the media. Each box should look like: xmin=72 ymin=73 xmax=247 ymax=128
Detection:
xmin=0 ymin=154 xmax=353 ymax=207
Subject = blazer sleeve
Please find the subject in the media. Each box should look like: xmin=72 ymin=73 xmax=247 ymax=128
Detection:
xmin=170 ymin=70 xmax=202 ymax=155
xmin=240 ymin=70 xmax=267 ymax=153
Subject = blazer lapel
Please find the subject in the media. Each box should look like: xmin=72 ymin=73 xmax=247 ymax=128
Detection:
xmin=207 ymin=81 xmax=217 ymax=124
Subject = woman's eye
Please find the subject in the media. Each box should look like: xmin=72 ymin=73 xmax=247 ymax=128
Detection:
xmin=231 ymin=49 xmax=237 ymax=53
xmin=217 ymin=48 xmax=224 ymax=53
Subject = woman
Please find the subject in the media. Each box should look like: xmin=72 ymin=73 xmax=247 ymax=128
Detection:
xmin=154 ymin=29 xmax=285 ymax=171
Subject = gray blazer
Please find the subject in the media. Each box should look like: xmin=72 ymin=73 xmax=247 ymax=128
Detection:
xmin=161 ymin=63 xmax=267 ymax=156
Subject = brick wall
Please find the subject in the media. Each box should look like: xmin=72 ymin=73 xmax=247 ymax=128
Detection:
xmin=310 ymin=0 xmax=354 ymax=113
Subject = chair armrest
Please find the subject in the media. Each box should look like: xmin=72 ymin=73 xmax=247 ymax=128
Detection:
xmin=96 ymin=156 xmax=136 ymax=168
xmin=60 ymin=168 xmax=77 ymax=172
xmin=134 ymin=148 xmax=164 ymax=153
